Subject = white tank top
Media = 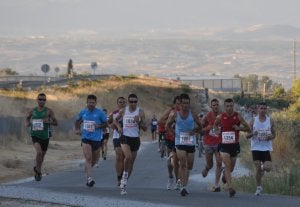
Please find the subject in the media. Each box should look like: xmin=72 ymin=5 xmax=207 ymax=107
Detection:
xmin=122 ymin=106 xmax=140 ymax=138
xmin=251 ymin=116 xmax=273 ymax=151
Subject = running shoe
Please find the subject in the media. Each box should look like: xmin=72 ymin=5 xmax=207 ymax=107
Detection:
xmin=120 ymin=177 xmax=127 ymax=189
xmin=120 ymin=187 xmax=127 ymax=195
xmin=86 ymin=177 xmax=95 ymax=187
xmin=167 ymin=177 xmax=174 ymax=190
xmin=228 ymin=188 xmax=236 ymax=197
xmin=180 ymin=188 xmax=188 ymax=196
xmin=210 ymin=186 xmax=221 ymax=192
xmin=33 ymin=166 xmax=42 ymax=181
xmin=202 ymin=167 xmax=209 ymax=178
xmin=255 ymin=186 xmax=262 ymax=196
xmin=120 ymin=177 xmax=128 ymax=195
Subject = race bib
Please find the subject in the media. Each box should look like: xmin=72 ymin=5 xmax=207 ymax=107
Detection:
xmin=222 ymin=131 xmax=236 ymax=144
xmin=32 ymin=119 xmax=44 ymax=131
xmin=257 ymin=129 xmax=268 ymax=141
xmin=179 ymin=132 xmax=195 ymax=145
xmin=152 ymin=121 xmax=158 ymax=125
xmin=83 ymin=120 xmax=95 ymax=132
xmin=124 ymin=116 xmax=137 ymax=128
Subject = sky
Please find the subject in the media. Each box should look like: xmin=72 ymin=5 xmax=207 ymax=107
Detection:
xmin=1 ymin=0 xmax=300 ymax=36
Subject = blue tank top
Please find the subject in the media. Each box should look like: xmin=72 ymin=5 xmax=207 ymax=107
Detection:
xmin=175 ymin=111 xmax=196 ymax=146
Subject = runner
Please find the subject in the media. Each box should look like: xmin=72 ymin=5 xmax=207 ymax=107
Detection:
xmin=26 ymin=93 xmax=58 ymax=181
xmin=213 ymin=98 xmax=250 ymax=197
xmin=158 ymin=95 xmax=181 ymax=190
xmin=101 ymin=109 xmax=110 ymax=160
xmin=150 ymin=114 xmax=158 ymax=141
xmin=74 ymin=94 xmax=108 ymax=187
xmin=114 ymin=93 xmax=147 ymax=195
xmin=166 ymin=93 xmax=202 ymax=196
xmin=246 ymin=102 xmax=276 ymax=196
xmin=201 ymin=98 xmax=223 ymax=192
xmin=108 ymin=96 xmax=127 ymax=186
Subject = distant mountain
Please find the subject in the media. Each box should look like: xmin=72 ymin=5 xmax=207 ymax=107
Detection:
xmin=215 ymin=24 xmax=300 ymax=40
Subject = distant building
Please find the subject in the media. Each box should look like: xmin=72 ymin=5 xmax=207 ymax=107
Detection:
xmin=177 ymin=76 xmax=242 ymax=92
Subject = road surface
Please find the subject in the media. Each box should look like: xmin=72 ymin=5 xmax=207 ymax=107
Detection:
xmin=1 ymin=141 xmax=299 ymax=207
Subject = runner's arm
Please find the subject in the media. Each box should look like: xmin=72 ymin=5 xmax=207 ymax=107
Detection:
xmin=47 ymin=108 xmax=58 ymax=126
xmin=165 ymin=111 xmax=176 ymax=134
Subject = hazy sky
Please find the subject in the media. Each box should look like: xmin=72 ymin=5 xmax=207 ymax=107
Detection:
xmin=1 ymin=0 xmax=300 ymax=36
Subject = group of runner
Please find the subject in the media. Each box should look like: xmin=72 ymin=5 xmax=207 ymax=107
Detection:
xmin=26 ymin=92 xmax=275 ymax=197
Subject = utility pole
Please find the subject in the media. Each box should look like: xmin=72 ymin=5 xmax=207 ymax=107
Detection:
xmin=294 ymin=39 xmax=297 ymax=80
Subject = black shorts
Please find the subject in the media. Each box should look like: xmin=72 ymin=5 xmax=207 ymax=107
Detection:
xmin=176 ymin=145 xmax=195 ymax=153
xmin=82 ymin=139 xmax=102 ymax=151
xmin=219 ymin=143 xmax=240 ymax=157
xmin=102 ymin=133 xmax=110 ymax=140
xmin=252 ymin=150 xmax=272 ymax=162
xmin=32 ymin=136 xmax=49 ymax=152
xmin=120 ymin=135 xmax=140 ymax=152
xmin=166 ymin=139 xmax=175 ymax=151
xmin=113 ymin=138 xmax=121 ymax=148
xmin=151 ymin=127 xmax=157 ymax=133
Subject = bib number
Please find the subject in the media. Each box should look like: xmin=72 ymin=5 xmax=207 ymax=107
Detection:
xmin=32 ymin=119 xmax=44 ymax=131
xmin=179 ymin=132 xmax=195 ymax=145
xmin=83 ymin=120 xmax=95 ymax=132
xmin=257 ymin=129 xmax=269 ymax=141
xmin=222 ymin=131 xmax=236 ymax=144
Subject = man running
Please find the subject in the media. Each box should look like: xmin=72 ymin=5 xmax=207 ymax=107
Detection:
xmin=201 ymin=98 xmax=223 ymax=192
xmin=108 ymin=96 xmax=127 ymax=186
xmin=75 ymin=94 xmax=108 ymax=187
xmin=158 ymin=95 xmax=181 ymax=190
xmin=26 ymin=93 xmax=58 ymax=181
xmin=214 ymin=98 xmax=250 ymax=197
xmin=246 ymin=102 xmax=275 ymax=196
xmin=150 ymin=114 xmax=158 ymax=141
xmin=166 ymin=93 xmax=202 ymax=196
xmin=114 ymin=93 xmax=147 ymax=195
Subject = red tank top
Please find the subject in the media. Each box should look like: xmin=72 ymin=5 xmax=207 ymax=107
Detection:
xmin=203 ymin=111 xmax=221 ymax=145
xmin=220 ymin=112 xmax=240 ymax=144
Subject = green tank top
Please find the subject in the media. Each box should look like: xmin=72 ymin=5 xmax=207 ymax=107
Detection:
xmin=31 ymin=107 xmax=50 ymax=139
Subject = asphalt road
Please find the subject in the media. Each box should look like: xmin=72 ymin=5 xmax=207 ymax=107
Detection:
xmin=1 ymin=141 xmax=300 ymax=207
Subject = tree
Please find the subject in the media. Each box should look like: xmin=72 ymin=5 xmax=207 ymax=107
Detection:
xmin=260 ymin=76 xmax=273 ymax=92
xmin=272 ymin=85 xmax=285 ymax=98
xmin=0 ymin=68 xmax=18 ymax=75
xmin=290 ymin=78 xmax=300 ymax=100
xmin=67 ymin=59 xmax=73 ymax=78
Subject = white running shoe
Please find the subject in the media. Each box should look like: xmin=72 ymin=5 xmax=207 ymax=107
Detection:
xmin=167 ymin=177 xmax=174 ymax=190
xmin=120 ymin=187 xmax=127 ymax=195
xmin=255 ymin=186 xmax=262 ymax=196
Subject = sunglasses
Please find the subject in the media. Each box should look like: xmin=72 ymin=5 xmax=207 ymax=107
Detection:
xmin=129 ymin=100 xmax=138 ymax=103
xmin=38 ymin=99 xmax=46 ymax=101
